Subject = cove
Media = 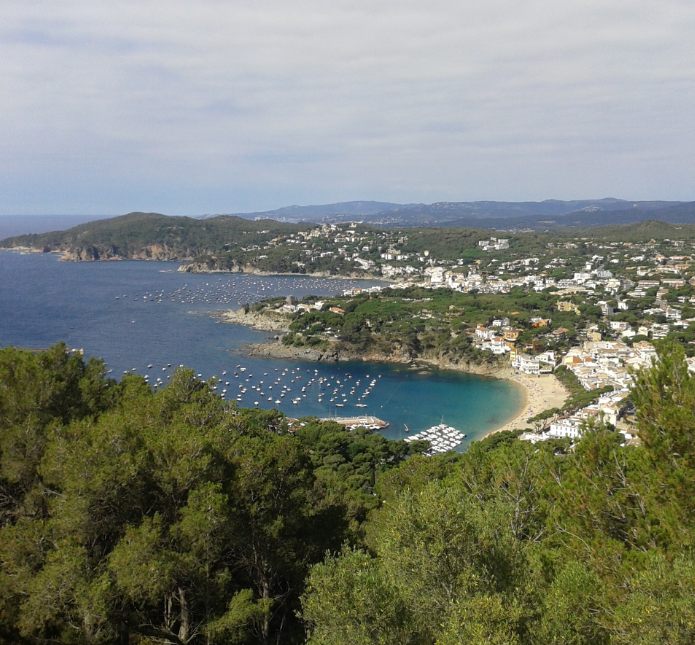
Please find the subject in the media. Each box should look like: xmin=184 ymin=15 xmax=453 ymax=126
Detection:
xmin=0 ymin=251 xmax=524 ymax=447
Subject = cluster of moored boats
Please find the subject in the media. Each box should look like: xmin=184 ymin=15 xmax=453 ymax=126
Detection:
xmin=404 ymin=423 xmax=467 ymax=455
xmin=120 ymin=360 xmax=382 ymax=411
xmin=114 ymin=275 xmax=370 ymax=308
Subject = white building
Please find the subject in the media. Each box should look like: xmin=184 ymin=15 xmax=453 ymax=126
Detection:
xmin=425 ymin=267 xmax=446 ymax=284
xmin=513 ymin=353 xmax=540 ymax=375
xmin=547 ymin=417 xmax=583 ymax=439
xmin=610 ymin=321 xmax=630 ymax=332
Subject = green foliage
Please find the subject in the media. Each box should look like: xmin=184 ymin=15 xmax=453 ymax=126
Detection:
xmin=469 ymin=428 xmax=525 ymax=452
xmin=304 ymin=482 xmax=534 ymax=645
xmin=266 ymin=285 xmax=580 ymax=366
xmin=0 ymin=212 xmax=308 ymax=263
xmin=5 ymin=341 xmax=695 ymax=644
xmin=302 ymin=342 xmax=695 ymax=645
xmin=0 ymin=344 xmax=423 ymax=645
xmin=553 ymin=365 xmax=613 ymax=412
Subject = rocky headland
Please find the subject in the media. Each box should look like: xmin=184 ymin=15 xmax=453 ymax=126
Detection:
xmin=59 ymin=244 xmax=184 ymax=262
xmin=218 ymin=307 xmax=510 ymax=376
xmin=216 ymin=308 xmax=291 ymax=332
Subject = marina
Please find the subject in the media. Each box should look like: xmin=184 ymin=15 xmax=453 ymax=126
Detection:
xmin=404 ymin=423 xmax=467 ymax=455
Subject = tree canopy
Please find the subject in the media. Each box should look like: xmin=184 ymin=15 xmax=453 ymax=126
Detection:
xmin=3 ymin=341 xmax=695 ymax=644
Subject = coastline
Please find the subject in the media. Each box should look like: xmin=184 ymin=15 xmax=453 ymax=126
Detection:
xmin=484 ymin=372 xmax=570 ymax=436
xmin=179 ymin=264 xmax=394 ymax=282
xmin=216 ymin=308 xmax=570 ymax=438
xmin=0 ymin=248 xmax=395 ymax=282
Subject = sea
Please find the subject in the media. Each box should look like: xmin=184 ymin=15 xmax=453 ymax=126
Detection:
xmin=0 ymin=250 xmax=524 ymax=447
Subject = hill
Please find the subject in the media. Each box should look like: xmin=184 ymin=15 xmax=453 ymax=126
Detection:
xmin=443 ymin=201 xmax=695 ymax=231
xmin=219 ymin=198 xmax=685 ymax=226
xmin=213 ymin=200 xmax=403 ymax=222
xmin=0 ymin=212 xmax=309 ymax=261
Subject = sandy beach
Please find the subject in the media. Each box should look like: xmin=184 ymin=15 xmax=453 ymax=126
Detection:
xmin=488 ymin=372 xmax=569 ymax=435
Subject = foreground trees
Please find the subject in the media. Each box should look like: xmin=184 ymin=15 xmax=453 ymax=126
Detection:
xmin=3 ymin=341 xmax=695 ymax=643
xmin=302 ymin=342 xmax=695 ymax=644
xmin=0 ymin=343 xmax=420 ymax=644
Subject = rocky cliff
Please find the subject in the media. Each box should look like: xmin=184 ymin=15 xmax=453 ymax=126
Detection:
xmin=216 ymin=308 xmax=291 ymax=332
xmin=61 ymin=244 xmax=184 ymax=262
xmin=240 ymin=335 xmax=507 ymax=376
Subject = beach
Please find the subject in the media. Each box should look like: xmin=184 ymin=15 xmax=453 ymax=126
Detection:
xmin=488 ymin=372 xmax=569 ymax=435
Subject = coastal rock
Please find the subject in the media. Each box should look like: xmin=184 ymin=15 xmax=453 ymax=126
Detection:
xmin=178 ymin=261 xmax=244 ymax=273
xmin=176 ymin=261 xmax=386 ymax=280
xmin=244 ymin=342 xmax=340 ymax=362
xmin=238 ymin=337 xmax=510 ymax=378
xmin=60 ymin=243 xmax=180 ymax=262
xmin=216 ymin=308 xmax=291 ymax=332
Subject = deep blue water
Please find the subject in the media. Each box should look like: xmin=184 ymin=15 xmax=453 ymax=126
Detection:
xmin=0 ymin=251 xmax=523 ymax=445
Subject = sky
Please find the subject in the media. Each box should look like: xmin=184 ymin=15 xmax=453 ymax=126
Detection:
xmin=1 ymin=0 xmax=694 ymax=215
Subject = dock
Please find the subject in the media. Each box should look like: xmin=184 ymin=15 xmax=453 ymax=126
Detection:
xmin=320 ymin=415 xmax=389 ymax=430
xmin=404 ymin=423 xmax=466 ymax=456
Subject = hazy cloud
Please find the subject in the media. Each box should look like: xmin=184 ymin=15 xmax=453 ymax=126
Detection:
xmin=1 ymin=0 xmax=694 ymax=213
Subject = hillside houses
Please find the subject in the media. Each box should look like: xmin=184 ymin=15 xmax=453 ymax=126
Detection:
xmin=478 ymin=237 xmax=509 ymax=252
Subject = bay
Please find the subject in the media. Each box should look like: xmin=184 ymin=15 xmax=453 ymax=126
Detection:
xmin=0 ymin=251 xmax=523 ymax=447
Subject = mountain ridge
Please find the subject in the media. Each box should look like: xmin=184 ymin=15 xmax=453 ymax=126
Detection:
xmin=213 ymin=198 xmax=686 ymax=226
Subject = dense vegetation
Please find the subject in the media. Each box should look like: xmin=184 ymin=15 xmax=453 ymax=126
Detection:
xmin=0 ymin=213 xmax=309 ymax=264
xmin=302 ymin=342 xmax=695 ymax=644
xmin=278 ymin=285 xmax=586 ymax=365
xmin=0 ymin=343 xmax=423 ymax=644
xmin=3 ymin=341 xmax=695 ymax=644
xmin=6 ymin=211 xmax=695 ymax=279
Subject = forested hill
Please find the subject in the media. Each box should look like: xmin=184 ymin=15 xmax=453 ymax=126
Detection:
xmin=0 ymin=212 xmax=309 ymax=261
xmin=3 ymin=342 xmax=695 ymax=644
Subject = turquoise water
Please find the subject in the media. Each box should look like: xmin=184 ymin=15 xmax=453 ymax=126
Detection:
xmin=0 ymin=251 xmax=523 ymax=446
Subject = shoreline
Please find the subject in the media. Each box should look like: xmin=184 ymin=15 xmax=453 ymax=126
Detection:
xmin=484 ymin=372 xmax=570 ymax=436
xmin=179 ymin=265 xmax=395 ymax=282
xmin=218 ymin=311 xmax=568 ymax=431
xmin=240 ymin=335 xmax=569 ymax=438
xmin=215 ymin=308 xmax=570 ymax=440
xmin=0 ymin=247 xmax=395 ymax=282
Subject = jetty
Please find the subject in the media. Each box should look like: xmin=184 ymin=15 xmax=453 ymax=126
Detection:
xmin=320 ymin=415 xmax=389 ymax=430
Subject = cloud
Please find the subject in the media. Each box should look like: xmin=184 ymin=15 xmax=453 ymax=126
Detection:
xmin=1 ymin=0 xmax=694 ymax=213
